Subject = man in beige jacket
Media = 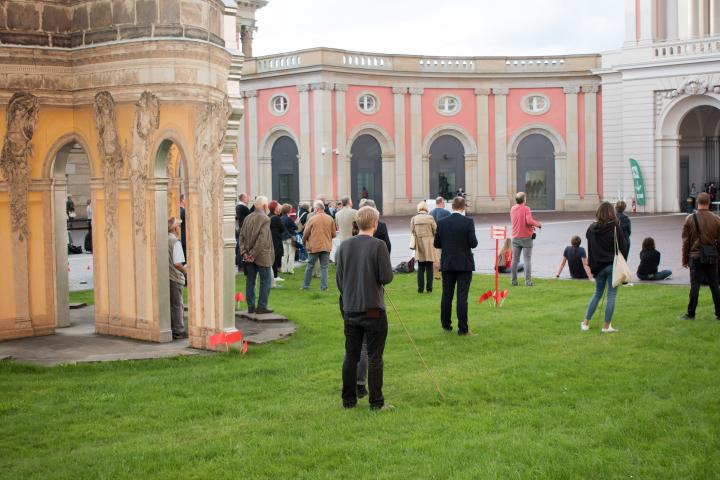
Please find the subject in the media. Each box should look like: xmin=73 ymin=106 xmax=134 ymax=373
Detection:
xmin=239 ymin=196 xmax=274 ymax=314
xmin=302 ymin=200 xmax=336 ymax=291
xmin=335 ymin=196 xmax=357 ymax=242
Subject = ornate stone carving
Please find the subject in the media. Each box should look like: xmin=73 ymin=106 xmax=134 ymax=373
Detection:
xmin=0 ymin=92 xmax=39 ymax=241
xmin=678 ymin=79 xmax=709 ymax=96
xmin=93 ymin=91 xmax=124 ymax=239
xmin=195 ymin=96 xmax=231 ymax=249
xmin=129 ymin=91 xmax=160 ymax=238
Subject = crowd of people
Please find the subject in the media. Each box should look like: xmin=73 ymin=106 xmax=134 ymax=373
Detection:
xmin=159 ymin=186 xmax=718 ymax=410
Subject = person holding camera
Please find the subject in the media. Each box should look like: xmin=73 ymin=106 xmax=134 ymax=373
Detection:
xmin=510 ymin=192 xmax=542 ymax=286
xmin=680 ymin=192 xmax=720 ymax=320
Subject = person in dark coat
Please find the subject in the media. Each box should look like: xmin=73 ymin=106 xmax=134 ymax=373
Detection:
xmin=616 ymin=200 xmax=631 ymax=250
xmin=360 ymin=199 xmax=391 ymax=254
xmin=268 ymin=200 xmax=287 ymax=287
xmin=235 ymin=193 xmax=251 ymax=271
xmin=433 ymin=196 xmax=478 ymax=336
xmin=637 ymin=237 xmax=672 ymax=281
xmin=582 ymin=202 xmax=629 ymax=333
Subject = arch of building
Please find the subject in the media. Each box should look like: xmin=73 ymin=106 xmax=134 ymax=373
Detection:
xmin=258 ymin=126 xmax=300 ymax=203
xmin=423 ymin=125 xmax=478 ymax=206
xmin=657 ymin=93 xmax=720 ymax=212
xmin=507 ymin=124 xmax=569 ymax=210
xmin=345 ymin=124 xmax=396 ymax=213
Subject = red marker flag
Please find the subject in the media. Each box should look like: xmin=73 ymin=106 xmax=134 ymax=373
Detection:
xmin=479 ymin=291 xmax=494 ymax=304
xmin=209 ymin=332 xmax=227 ymax=348
xmin=225 ymin=331 xmax=243 ymax=345
xmin=235 ymin=292 xmax=245 ymax=302
xmin=242 ymin=341 xmax=248 ymax=354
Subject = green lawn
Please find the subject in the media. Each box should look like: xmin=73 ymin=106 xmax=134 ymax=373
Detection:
xmin=4 ymin=269 xmax=720 ymax=479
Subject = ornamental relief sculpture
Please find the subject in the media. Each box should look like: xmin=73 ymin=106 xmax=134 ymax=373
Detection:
xmin=194 ymin=96 xmax=231 ymax=249
xmin=129 ymin=91 xmax=160 ymax=238
xmin=0 ymin=92 xmax=39 ymax=241
xmin=93 ymin=91 xmax=124 ymax=239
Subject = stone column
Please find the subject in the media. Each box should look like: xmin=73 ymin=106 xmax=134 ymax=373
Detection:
xmin=656 ymin=136 xmax=681 ymax=212
xmin=381 ymin=153 xmax=396 ymax=215
xmin=711 ymin=0 xmax=720 ymax=35
xmin=246 ymin=90 xmax=259 ymax=197
xmin=335 ymin=84 xmax=349 ymax=198
xmin=679 ymin=0 xmax=691 ymax=39
xmin=493 ymin=87 xmax=509 ymax=199
xmin=258 ymin=155 xmax=272 ymax=197
xmin=409 ymin=88 xmax=424 ymax=201
xmin=625 ymin=0 xmax=639 ymax=45
xmin=393 ymin=87 xmax=408 ymax=209
xmin=311 ymin=82 xmax=334 ymax=199
xmin=149 ymin=177 xmax=171 ymax=342
xmin=237 ymin=98 xmax=247 ymax=194
xmin=639 ymin=0 xmax=656 ymax=43
xmin=475 ymin=88 xmax=491 ymax=208
xmin=52 ymin=177 xmax=70 ymax=329
xmin=700 ymin=0 xmax=710 ymax=36
xmin=564 ymin=86 xmax=581 ymax=203
xmin=583 ymin=85 xmax=600 ymax=203
xmin=298 ymin=85 xmax=311 ymax=202
xmin=690 ymin=0 xmax=701 ymax=37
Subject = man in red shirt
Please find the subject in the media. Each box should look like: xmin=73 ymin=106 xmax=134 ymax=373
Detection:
xmin=510 ymin=192 xmax=542 ymax=286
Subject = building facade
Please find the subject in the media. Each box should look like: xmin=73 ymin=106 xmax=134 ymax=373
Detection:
xmin=239 ymin=0 xmax=720 ymax=214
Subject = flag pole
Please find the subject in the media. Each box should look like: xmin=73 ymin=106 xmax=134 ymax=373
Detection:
xmin=385 ymin=290 xmax=446 ymax=402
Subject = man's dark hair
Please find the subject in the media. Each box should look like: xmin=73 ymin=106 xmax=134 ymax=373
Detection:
xmin=571 ymin=235 xmax=581 ymax=247
xmin=451 ymin=196 xmax=466 ymax=211
xmin=642 ymin=237 xmax=655 ymax=251
xmin=615 ymin=200 xmax=626 ymax=213
xmin=697 ymin=192 xmax=711 ymax=206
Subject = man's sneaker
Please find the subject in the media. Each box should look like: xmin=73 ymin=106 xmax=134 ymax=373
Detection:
xmin=601 ymin=326 xmax=618 ymax=333
xmin=678 ymin=314 xmax=695 ymax=320
xmin=256 ymin=307 xmax=274 ymax=314
xmin=356 ymin=385 xmax=368 ymax=399
xmin=511 ymin=281 xmax=519 ymax=286
xmin=371 ymin=404 xmax=395 ymax=412
xmin=276 ymin=277 xmax=285 ymax=282
xmin=458 ymin=330 xmax=478 ymax=337
xmin=247 ymin=306 xmax=255 ymax=314
xmin=526 ymin=282 xmax=534 ymax=287
xmin=581 ymin=322 xmax=590 ymax=331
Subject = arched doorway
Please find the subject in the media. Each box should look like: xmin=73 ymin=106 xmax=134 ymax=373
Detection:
xmin=517 ymin=134 xmax=555 ymax=210
xmin=50 ymin=140 xmax=95 ymax=328
xmin=351 ymin=134 xmax=383 ymax=212
xmin=678 ymin=105 xmax=720 ymax=209
xmin=429 ymin=135 xmax=465 ymax=200
xmin=271 ymin=136 xmax=299 ymax=206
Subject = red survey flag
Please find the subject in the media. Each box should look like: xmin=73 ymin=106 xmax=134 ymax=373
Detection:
xmin=209 ymin=332 xmax=227 ymax=348
xmin=225 ymin=331 xmax=243 ymax=345
xmin=242 ymin=341 xmax=248 ymax=354
xmin=479 ymin=291 xmax=494 ymax=304
xmin=235 ymin=292 xmax=245 ymax=302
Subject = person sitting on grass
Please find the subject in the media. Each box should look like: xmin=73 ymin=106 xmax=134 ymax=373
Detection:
xmin=637 ymin=237 xmax=672 ymax=281
xmin=556 ymin=235 xmax=592 ymax=280
xmin=497 ymin=238 xmax=523 ymax=274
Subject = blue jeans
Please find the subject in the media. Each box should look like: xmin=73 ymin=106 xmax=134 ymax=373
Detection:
xmin=245 ymin=263 xmax=272 ymax=310
xmin=295 ymin=233 xmax=308 ymax=261
xmin=637 ymin=270 xmax=672 ymax=281
xmin=303 ymin=251 xmax=330 ymax=290
xmin=585 ymin=264 xmax=617 ymax=324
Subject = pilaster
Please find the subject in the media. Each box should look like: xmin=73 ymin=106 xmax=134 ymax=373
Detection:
xmin=475 ymin=88 xmax=491 ymax=208
xmin=493 ymin=87 xmax=509 ymax=199
xmin=409 ymin=88 xmax=424 ymax=200
xmin=335 ymin=84 xmax=349 ymax=198
xmin=564 ymin=86 xmax=581 ymax=203
xmin=582 ymin=86 xmax=599 ymax=204
xmin=393 ymin=87 xmax=408 ymax=207
xmin=246 ymin=90 xmax=259 ymax=197
xmin=298 ymin=84 xmax=311 ymax=202
xmin=311 ymin=82 xmax=334 ymax=198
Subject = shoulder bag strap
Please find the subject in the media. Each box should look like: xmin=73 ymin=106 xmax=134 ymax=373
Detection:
xmin=693 ymin=212 xmax=702 ymax=240
xmin=613 ymin=224 xmax=619 ymax=255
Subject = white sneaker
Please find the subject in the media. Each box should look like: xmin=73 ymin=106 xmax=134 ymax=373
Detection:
xmin=276 ymin=277 xmax=285 ymax=282
xmin=581 ymin=322 xmax=590 ymax=331
xmin=601 ymin=326 xmax=618 ymax=333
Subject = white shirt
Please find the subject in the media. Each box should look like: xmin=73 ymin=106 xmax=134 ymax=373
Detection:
xmin=86 ymin=205 xmax=92 ymax=220
xmin=172 ymin=240 xmax=185 ymax=265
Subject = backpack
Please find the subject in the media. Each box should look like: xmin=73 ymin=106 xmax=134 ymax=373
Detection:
xmin=393 ymin=257 xmax=416 ymax=273
xmin=296 ymin=211 xmax=308 ymax=233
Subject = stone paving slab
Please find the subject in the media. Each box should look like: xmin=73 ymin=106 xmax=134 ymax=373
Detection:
xmin=235 ymin=310 xmax=289 ymax=323
xmin=235 ymin=315 xmax=297 ymax=344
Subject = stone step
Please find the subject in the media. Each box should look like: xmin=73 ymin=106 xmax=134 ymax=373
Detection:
xmin=235 ymin=311 xmax=288 ymax=323
xmin=69 ymin=303 xmax=87 ymax=310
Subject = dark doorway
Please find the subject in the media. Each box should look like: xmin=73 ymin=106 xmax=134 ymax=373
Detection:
xmin=351 ymin=134 xmax=383 ymax=212
xmin=429 ymin=135 xmax=465 ymax=200
xmin=271 ymin=136 xmax=299 ymax=206
xmin=517 ymin=134 xmax=555 ymax=210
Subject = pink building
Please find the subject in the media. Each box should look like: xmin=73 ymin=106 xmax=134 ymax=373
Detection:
xmin=238 ymin=49 xmax=603 ymax=214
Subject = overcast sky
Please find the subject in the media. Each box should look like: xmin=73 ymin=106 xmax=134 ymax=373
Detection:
xmin=253 ymin=0 xmax=626 ymax=58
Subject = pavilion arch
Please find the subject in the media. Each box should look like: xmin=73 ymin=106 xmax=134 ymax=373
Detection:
xmin=507 ymin=124 xmax=567 ymax=209
xmin=656 ymin=93 xmax=720 ymax=212
xmin=42 ymin=133 xmax=98 ymax=330
xmin=346 ymin=124 xmax=395 ymax=213
xmin=151 ymin=129 xmax=193 ymax=179
xmin=423 ymin=125 xmax=477 ymax=201
xmin=258 ymin=125 xmax=300 ymax=201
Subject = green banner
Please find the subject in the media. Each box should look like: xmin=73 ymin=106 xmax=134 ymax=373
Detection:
xmin=629 ymin=158 xmax=646 ymax=206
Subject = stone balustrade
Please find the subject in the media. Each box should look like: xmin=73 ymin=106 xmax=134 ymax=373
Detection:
xmin=653 ymin=36 xmax=720 ymax=58
xmin=244 ymin=48 xmax=598 ymax=76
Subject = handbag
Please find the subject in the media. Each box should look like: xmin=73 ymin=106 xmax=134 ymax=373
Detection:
xmin=612 ymin=226 xmax=631 ymax=287
xmin=692 ymin=213 xmax=719 ymax=265
xmin=409 ymin=233 xmax=416 ymax=250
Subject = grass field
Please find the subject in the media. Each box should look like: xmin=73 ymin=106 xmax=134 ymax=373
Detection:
xmin=3 ymin=269 xmax=720 ymax=479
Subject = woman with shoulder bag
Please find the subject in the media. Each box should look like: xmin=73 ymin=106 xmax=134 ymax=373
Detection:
xmin=582 ymin=202 xmax=629 ymax=333
xmin=410 ymin=201 xmax=438 ymax=294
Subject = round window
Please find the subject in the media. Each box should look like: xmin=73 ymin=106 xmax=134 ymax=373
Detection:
xmin=436 ymin=95 xmax=461 ymax=116
xmin=270 ymin=94 xmax=289 ymax=116
xmin=357 ymin=93 xmax=379 ymax=114
xmin=521 ymin=94 xmax=551 ymax=115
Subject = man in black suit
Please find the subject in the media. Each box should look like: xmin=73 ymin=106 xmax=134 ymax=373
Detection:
xmin=360 ymin=199 xmax=391 ymax=254
xmin=235 ymin=193 xmax=251 ymax=272
xmin=434 ymin=196 xmax=478 ymax=335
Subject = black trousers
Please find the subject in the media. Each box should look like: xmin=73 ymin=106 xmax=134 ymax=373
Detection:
xmin=342 ymin=311 xmax=388 ymax=409
xmin=688 ymin=258 xmax=720 ymax=317
xmin=417 ymin=261 xmax=433 ymax=292
xmin=441 ymin=271 xmax=472 ymax=333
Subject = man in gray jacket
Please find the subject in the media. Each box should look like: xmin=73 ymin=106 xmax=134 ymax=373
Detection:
xmin=336 ymin=206 xmax=394 ymax=410
xmin=239 ymin=196 xmax=274 ymax=314
xmin=168 ymin=217 xmax=188 ymax=339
